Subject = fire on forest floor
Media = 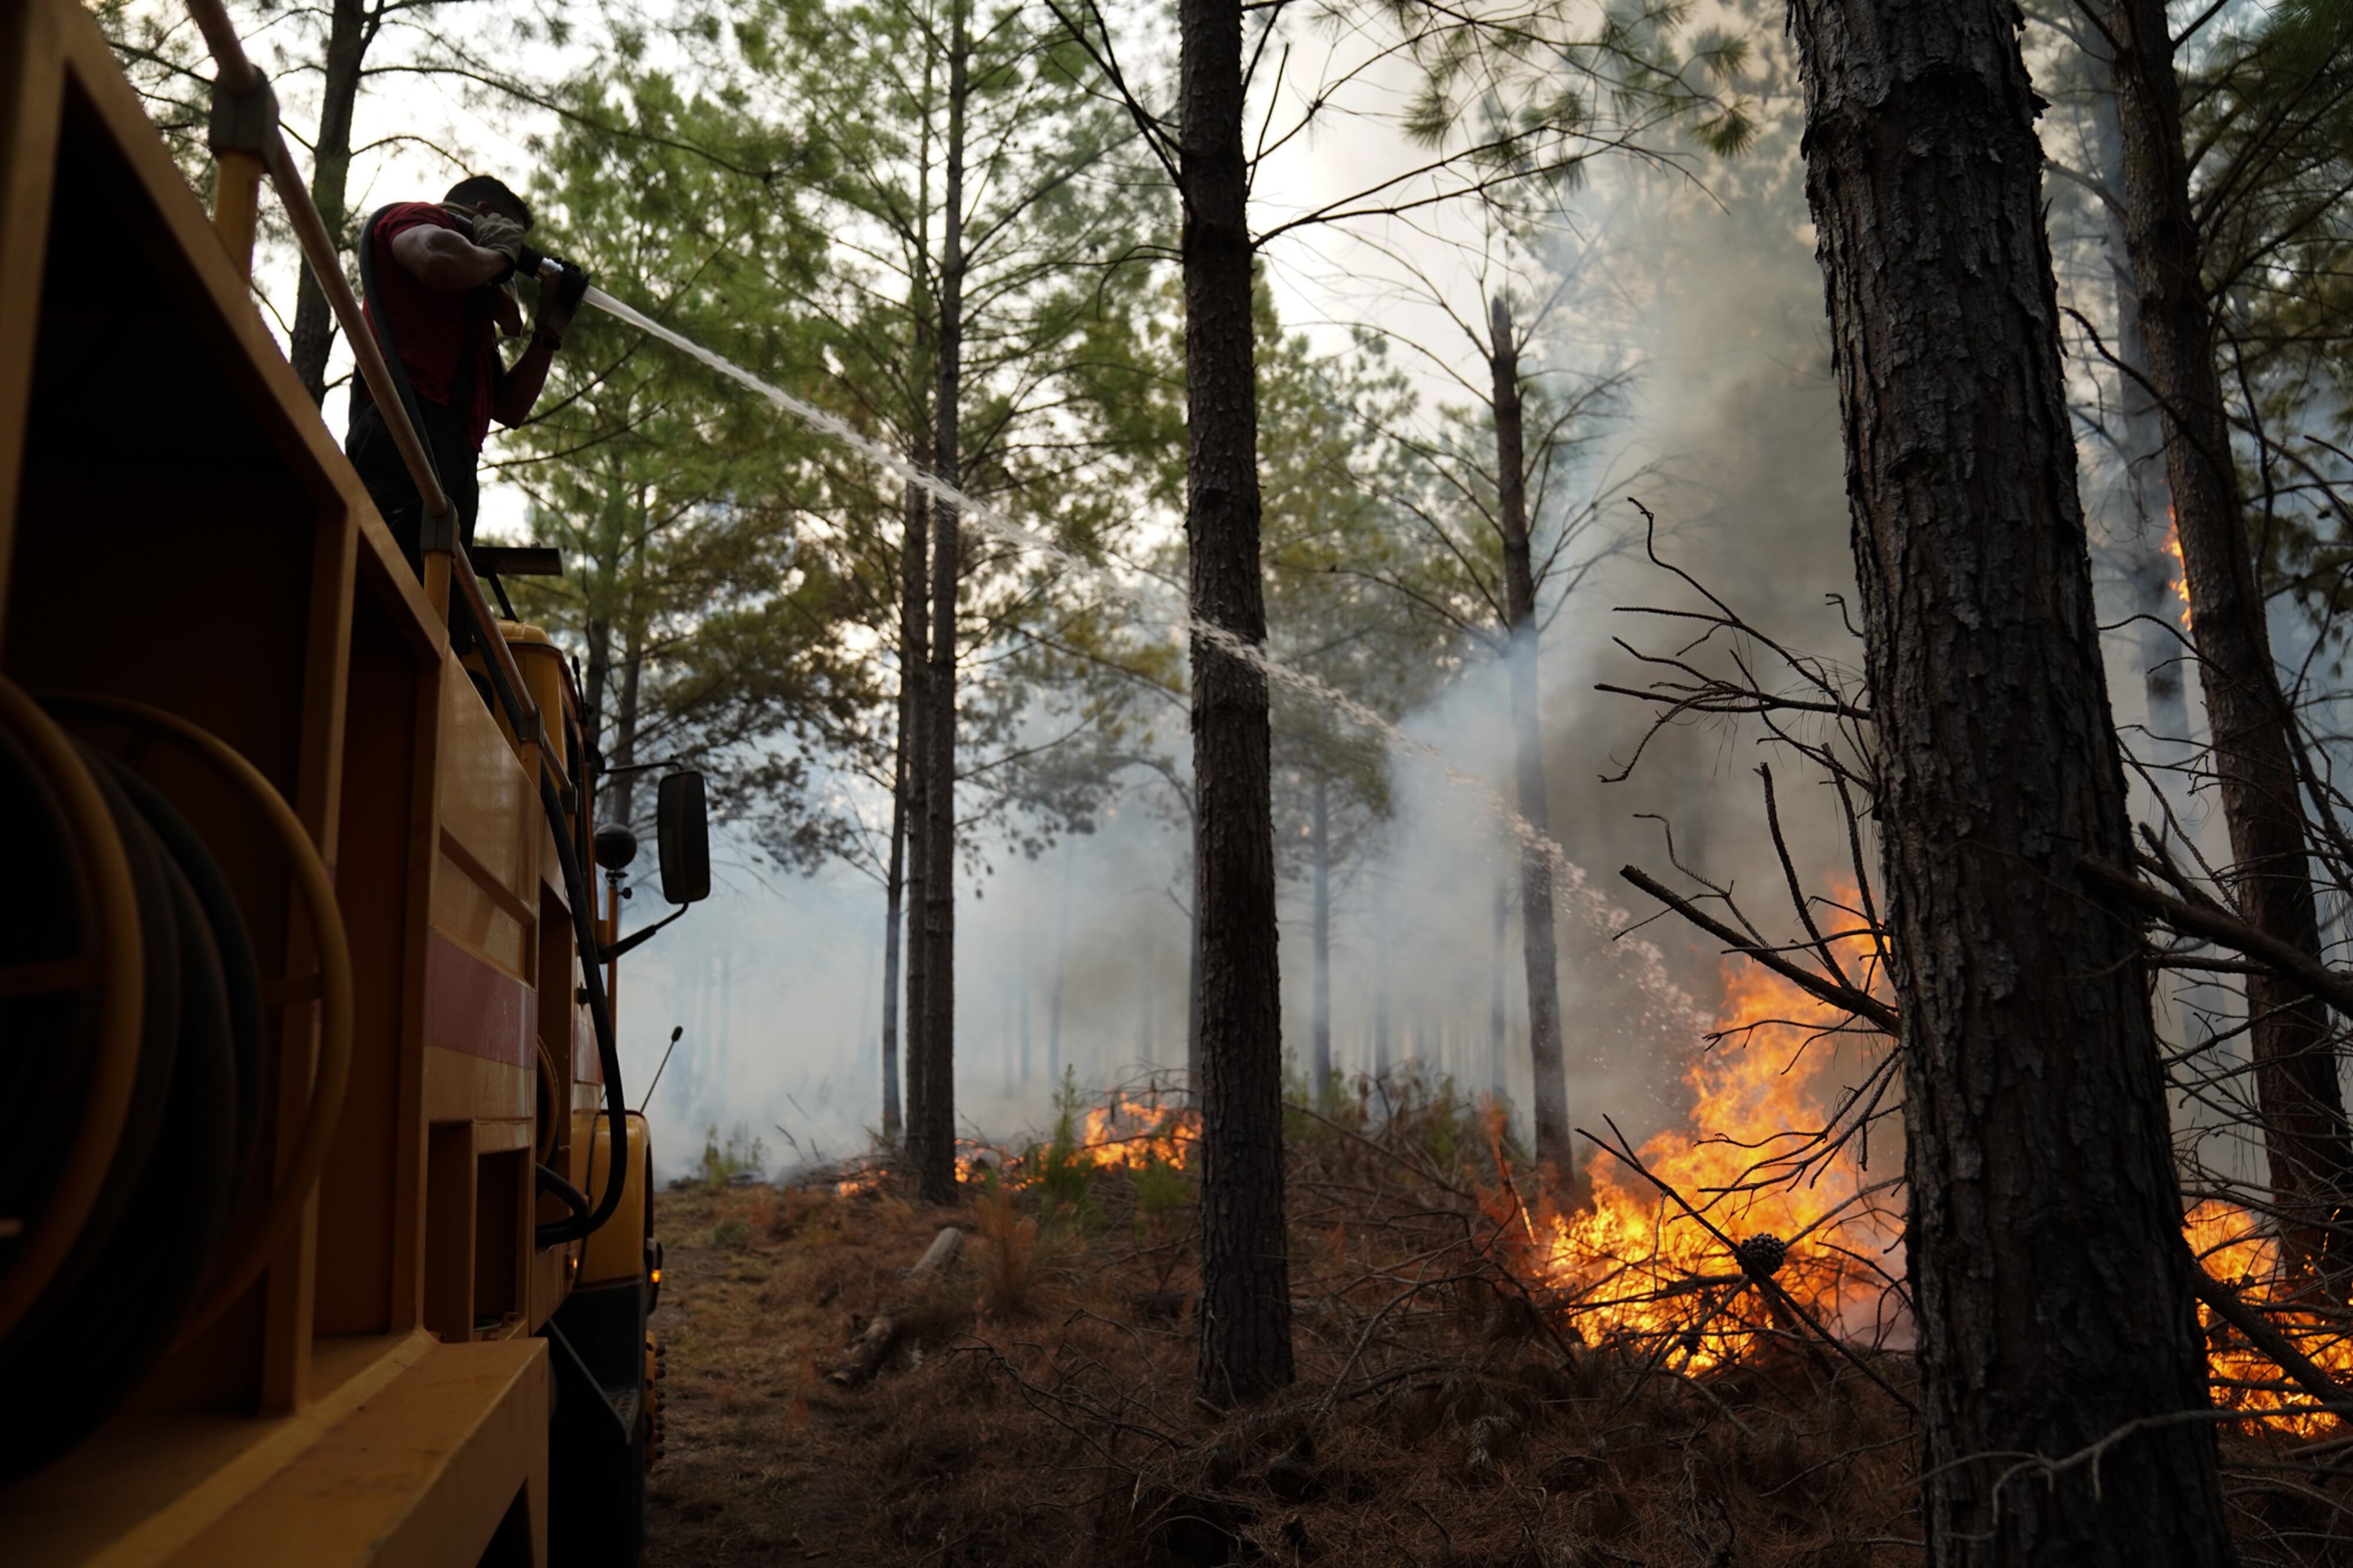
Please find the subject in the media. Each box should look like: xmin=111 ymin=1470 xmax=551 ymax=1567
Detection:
xmin=641 ymin=952 xmax=2353 ymax=1567
xmin=642 ymin=1081 xmax=1937 ymax=1568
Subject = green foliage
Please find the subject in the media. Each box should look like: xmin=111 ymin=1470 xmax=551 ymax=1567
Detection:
xmin=1258 ymin=316 xmax=1455 ymax=895
xmin=1128 ymin=1156 xmax=1189 ymax=1241
xmin=697 ymin=1122 xmax=768 ymax=1192
xmin=731 ymin=0 xmax=1174 ymax=866
xmin=499 ymin=71 xmax=875 ymax=858
xmin=89 ymin=1 xmax=212 ymax=197
xmin=1394 ymin=1 xmax=1759 ymax=199
xmin=1020 ymin=1069 xmax=1105 ymax=1233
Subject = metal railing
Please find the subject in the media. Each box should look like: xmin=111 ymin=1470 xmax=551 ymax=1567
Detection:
xmin=183 ymin=0 xmax=538 ymax=734
xmin=179 ymin=0 xmax=628 ymax=1246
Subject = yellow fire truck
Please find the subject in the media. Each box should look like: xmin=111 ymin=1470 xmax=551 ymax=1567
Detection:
xmin=0 ymin=0 xmax=701 ymax=1559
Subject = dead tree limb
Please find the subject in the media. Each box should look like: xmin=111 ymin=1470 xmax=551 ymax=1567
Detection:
xmin=2187 ymin=1252 xmax=2353 ymax=1409
xmin=2079 ymin=857 xmax=2353 ymax=1023
xmin=1580 ymin=1119 xmax=1916 ymax=1416
xmin=1619 ymin=865 xmax=1900 ymax=1033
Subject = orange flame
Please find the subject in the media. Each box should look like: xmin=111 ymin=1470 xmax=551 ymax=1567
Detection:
xmin=1071 ymin=1093 xmax=1196 ymax=1172
xmin=1507 ymin=890 xmax=2344 ymax=1432
xmin=1525 ymin=933 xmax=1899 ymax=1370
xmin=2165 ymin=512 xmax=2192 ymax=628
xmin=2187 ymin=1202 xmax=2353 ymax=1433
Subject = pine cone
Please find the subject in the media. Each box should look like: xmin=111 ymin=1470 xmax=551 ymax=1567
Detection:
xmin=1734 ymin=1233 xmax=1788 ymax=1280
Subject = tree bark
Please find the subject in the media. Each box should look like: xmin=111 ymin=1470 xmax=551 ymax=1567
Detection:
xmin=2078 ymin=44 xmax=2192 ymax=750
xmin=899 ymin=476 xmax=930 ymax=1157
xmin=1790 ymin=4 xmax=2236 ymax=1562
xmin=912 ymin=0 xmax=969 ymax=1207
xmin=1051 ymin=842 xmax=1071 ymax=1085
xmin=1184 ymin=872 xmax=1202 ymax=1097
xmin=1488 ymin=296 xmax=1571 ymax=1175
xmin=2104 ymin=0 xmax=2353 ymax=1280
xmin=609 ymin=625 xmax=645 ymax=829
xmin=1181 ymin=0 xmax=1292 ymax=1409
xmin=583 ymin=615 xmax=612 ymax=771
xmin=288 ymin=0 xmax=372 ymax=406
xmin=1310 ymin=770 xmax=1332 ymax=1091
xmin=881 ymin=742 xmax=906 ymax=1141
xmin=1489 ymin=872 xmax=1508 ymax=1100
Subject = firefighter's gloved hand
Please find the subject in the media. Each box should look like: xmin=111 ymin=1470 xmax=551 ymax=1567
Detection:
xmin=547 ymin=263 xmax=592 ymax=316
xmin=468 ymin=211 xmax=529 ymax=271
xmin=536 ymin=265 xmax=592 ymax=343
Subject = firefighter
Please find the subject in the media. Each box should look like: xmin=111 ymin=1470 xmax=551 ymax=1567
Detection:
xmin=345 ymin=174 xmax=591 ymax=576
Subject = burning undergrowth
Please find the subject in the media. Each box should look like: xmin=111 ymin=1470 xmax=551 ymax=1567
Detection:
xmin=644 ymin=959 xmax=2353 ymax=1566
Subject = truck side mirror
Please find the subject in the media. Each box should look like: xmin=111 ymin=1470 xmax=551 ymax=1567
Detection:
xmin=656 ymin=772 xmax=711 ymax=905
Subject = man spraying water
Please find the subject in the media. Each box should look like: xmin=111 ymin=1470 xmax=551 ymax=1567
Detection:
xmin=345 ymin=174 xmax=592 ymax=577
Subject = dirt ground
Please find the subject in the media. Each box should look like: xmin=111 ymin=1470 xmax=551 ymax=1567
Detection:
xmin=642 ymin=1183 xmax=950 ymax=1566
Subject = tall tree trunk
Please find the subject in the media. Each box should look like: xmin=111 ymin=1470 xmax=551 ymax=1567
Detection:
xmin=1050 ymin=843 xmax=1071 ymax=1085
xmin=896 ymin=44 xmax=939 ymax=1175
xmin=899 ymin=478 xmax=931 ymax=1159
xmin=1790 ymin=4 xmax=2236 ymax=1562
xmin=289 ymin=0 xmax=372 ymax=406
xmin=2081 ymin=49 xmax=2192 ymax=750
xmin=1489 ymin=872 xmax=1508 ymax=1100
xmin=609 ymin=626 xmax=645 ymax=829
xmin=912 ymin=1 xmax=969 ymax=1207
xmin=880 ymin=743 xmax=906 ymax=1141
xmin=1184 ymin=875 xmax=1202 ymax=1097
xmin=1310 ymin=770 xmax=1332 ymax=1091
xmin=1142 ymin=915 xmax=1159 ymax=1060
xmin=2105 ymin=0 xmax=2353 ymax=1280
xmin=1373 ymin=925 xmax=1391 ymax=1079
xmin=1181 ymin=0 xmax=1292 ymax=1409
xmin=1488 ymin=296 xmax=1571 ymax=1175
xmin=582 ymin=615 xmax=612 ymax=775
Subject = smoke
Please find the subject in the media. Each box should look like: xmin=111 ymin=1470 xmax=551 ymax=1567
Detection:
xmin=620 ymin=11 xmax=2262 ymax=1177
xmin=615 ymin=60 xmax=1880 ymax=1179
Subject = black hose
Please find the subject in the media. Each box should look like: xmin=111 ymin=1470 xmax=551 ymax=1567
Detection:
xmin=536 ymin=1163 xmax=591 ymax=1224
xmin=0 ymin=753 xmax=241 ymax=1486
xmin=534 ymin=763 xmax=629 ymax=1246
xmin=101 ymin=756 xmax=266 ymax=1217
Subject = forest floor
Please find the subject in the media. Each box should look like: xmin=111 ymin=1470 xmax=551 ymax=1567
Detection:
xmin=638 ymin=1085 xmax=2352 ymax=1566
xmin=639 ymin=1089 xmax=1937 ymax=1568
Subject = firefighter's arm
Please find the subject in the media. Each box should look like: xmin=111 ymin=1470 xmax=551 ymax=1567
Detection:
xmin=491 ymin=268 xmax=591 ymax=429
xmin=389 ymin=223 xmax=511 ymax=292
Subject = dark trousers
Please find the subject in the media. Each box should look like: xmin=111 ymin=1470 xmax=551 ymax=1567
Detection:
xmin=346 ymin=395 xmax=481 ymax=580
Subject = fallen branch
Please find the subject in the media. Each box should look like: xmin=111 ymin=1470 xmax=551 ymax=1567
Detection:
xmin=2187 ymin=1252 xmax=2353 ymax=1410
xmin=829 ymin=1224 xmax=965 ymax=1388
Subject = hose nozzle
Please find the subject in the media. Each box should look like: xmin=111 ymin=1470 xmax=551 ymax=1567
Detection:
xmin=516 ymin=243 xmax=578 ymax=282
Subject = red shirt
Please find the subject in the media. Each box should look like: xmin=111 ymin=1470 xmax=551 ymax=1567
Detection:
xmin=359 ymin=202 xmax=500 ymax=451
